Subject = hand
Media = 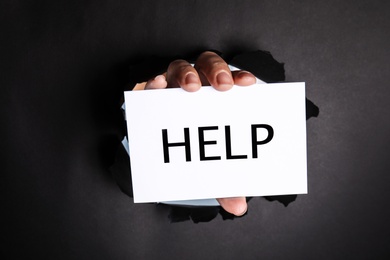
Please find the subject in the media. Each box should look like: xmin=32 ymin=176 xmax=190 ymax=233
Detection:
xmin=135 ymin=51 xmax=256 ymax=216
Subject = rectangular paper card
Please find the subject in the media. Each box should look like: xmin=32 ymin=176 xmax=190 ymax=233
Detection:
xmin=124 ymin=83 xmax=307 ymax=203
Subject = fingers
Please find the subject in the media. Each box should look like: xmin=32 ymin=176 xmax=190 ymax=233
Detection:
xmin=144 ymin=74 xmax=168 ymax=90
xmin=195 ymin=51 xmax=234 ymax=91
xmin=217 ymin=197 xmax=248 ymax=216
xmin=232 ymin=70 xmax=257 ymax=86
xmin=150 ymin=52 xmax=256 ymax=92
xmin=166 ymin=60 xmax=201 ymax=92
xmin=141 ymin=53 xmax=251 ymax=218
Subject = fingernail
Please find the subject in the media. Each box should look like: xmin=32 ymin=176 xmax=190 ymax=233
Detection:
xmin=216 ymin=72 xmax=233 ymax=86
xmin=185 ymin=72 xmax=199 ymax=85
xmin=237 ymin=71 xmax=256 ymax=84
xmin=237 ymin=70 xmax=251 ymax=77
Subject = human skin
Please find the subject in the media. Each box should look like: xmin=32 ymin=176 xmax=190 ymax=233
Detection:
xmin=136 ymin=51 xmax=257 ymax=216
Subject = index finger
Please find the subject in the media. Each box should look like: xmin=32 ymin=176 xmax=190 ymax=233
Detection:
xmin=194 ymin=51 xmax=234 ymax=91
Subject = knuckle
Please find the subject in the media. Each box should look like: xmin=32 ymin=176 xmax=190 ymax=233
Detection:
xmin=169 ymin=60 xmax=193 ymax=73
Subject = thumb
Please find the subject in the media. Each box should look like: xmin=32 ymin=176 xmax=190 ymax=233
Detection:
xmin=217 ymin=197 xmax=248 ymax=216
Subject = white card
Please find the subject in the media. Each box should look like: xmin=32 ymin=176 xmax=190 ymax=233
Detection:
xmin=124 ymin=83 xmax=307 ymax=203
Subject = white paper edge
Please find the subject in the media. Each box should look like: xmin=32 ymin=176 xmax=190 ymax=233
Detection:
xmin=121 ymin=65 xmax=266 ymax=206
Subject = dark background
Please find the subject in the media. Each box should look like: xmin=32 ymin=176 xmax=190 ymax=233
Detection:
xmin=2 ymin=0 xmax=389 ymax=259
